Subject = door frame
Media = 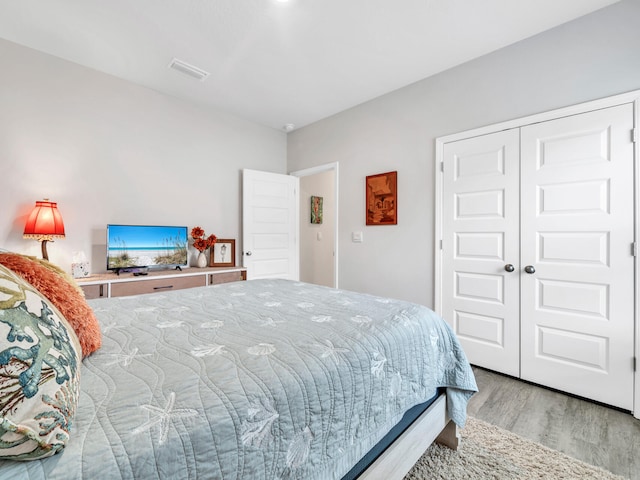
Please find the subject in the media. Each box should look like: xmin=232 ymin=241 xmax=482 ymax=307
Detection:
xmin=290 ymin=162 xmax=340 ymax=288
xmin=434 ymin=89 xmax=640 ymax=419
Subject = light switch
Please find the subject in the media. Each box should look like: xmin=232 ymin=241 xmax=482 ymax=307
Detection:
xmin=317 ymin=232 xmax=322 ymax=241
xmin=352 ymin=231 xmax=363 ymax=243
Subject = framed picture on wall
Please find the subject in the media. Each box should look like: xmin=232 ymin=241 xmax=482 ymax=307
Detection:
xmin=366 ymin=171 xmax=397 ymax=225
xmin=210 ymin=239 xmax=235 ymax=267
xmin=311 ymin=196 xmax=323 ymax=224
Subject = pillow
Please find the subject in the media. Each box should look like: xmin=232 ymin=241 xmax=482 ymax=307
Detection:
xmin=0 ymin=263 xmax=81 ymax=460
xmin=0 ymin=253 xmax=101 ymax=357
xmin=26 ymin=255 xmax=86 ymax=298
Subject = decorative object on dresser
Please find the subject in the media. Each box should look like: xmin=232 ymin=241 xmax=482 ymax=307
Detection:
xmin=190 ymin=226 xmax=217 ymax=268
xmin=210 ymin=238 xmax=235 ymax=267
xmin=23 ymin=199 xmax=65 ymax=261
xmin=366 ymin=171 xmax=397 ymax=225
xmin=71 ymin=251 xmax=90 ymax=278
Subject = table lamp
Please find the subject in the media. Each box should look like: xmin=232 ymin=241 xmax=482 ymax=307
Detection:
xmin=23 ymin=199 xmax=65 ymax=261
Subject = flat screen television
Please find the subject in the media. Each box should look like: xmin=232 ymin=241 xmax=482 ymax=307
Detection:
xmin=106 ymin=224 xmax=188 ymax=273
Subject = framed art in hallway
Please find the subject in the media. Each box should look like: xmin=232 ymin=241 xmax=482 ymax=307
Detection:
xmin=211 ymin=239 xmax=235 ymax=267
xmin=366 ymin=170 xmax=397 ymax=225
xmin=311 ymin=195 xmax=323 ymax=224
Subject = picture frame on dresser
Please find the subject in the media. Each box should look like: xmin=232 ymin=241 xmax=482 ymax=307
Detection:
xmin=211 ymin=239 xmax=235 ymax=267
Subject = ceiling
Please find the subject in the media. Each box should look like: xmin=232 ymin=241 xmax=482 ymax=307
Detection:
xmin=0 ymin=0 xmax=621 ymax=131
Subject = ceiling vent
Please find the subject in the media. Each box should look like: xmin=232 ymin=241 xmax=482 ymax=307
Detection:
xmin=168 ymin=58 xmax=210 ymax=81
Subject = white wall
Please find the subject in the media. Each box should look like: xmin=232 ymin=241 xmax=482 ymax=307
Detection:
xmin=287 ymin=0 xmax=640 ymax=306
xmin=0 ymin=39 xmax=287 ymax=273
xmin=299 ymin=170 xmax=335 ymax=287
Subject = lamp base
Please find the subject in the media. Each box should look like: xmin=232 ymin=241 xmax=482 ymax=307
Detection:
xmin=41 ymin=240 xmax=50 ymax=261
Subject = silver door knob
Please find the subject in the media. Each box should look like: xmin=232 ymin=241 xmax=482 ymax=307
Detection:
xmin=524 ymin=265 xmax=535 ymax=274
xmin=245 ymin=251 xmax=252 ymax=256
xmin=504 ymin=264 xmax=515 ymax=272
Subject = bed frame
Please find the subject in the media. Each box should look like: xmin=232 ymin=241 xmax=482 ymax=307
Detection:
xmin=359 ymin=392 xmax=458 ymax=479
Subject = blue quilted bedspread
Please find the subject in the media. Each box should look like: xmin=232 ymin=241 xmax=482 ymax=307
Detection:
xmin=2 ymin=279 xmax=477 ymax=479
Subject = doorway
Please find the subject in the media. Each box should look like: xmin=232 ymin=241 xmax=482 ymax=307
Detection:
xmin=291 ymin=163 xmax=339 ymax=288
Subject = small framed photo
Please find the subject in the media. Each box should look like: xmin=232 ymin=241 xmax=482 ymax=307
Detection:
xmin=210 ymin=239 xmax=235 ymax=267
xmin=311 ymin=196 xmax=323 ymax=224
xmin=366 ymin=171 xmax=397 ymax=225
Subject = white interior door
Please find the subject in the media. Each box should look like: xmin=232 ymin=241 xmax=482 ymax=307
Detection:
xmin=242 ymin=169 xmax=299 ymax=280
xmin=520 ymin=104 xmax=635 ymax=410
xmin=442 ymin=129 xmax=521 ymax=376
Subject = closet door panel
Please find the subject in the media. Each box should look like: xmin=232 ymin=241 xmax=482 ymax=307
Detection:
xmin=442 ymin=129 xmax=520 ymax=376
xmin=520 ymin=104 xmax=635 ymax=409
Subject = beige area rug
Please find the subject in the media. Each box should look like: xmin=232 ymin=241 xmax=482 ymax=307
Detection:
xmin=404 ymin=417 xmax=627 ymax=480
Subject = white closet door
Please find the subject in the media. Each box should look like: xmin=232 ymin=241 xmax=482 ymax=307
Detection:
xmin=442 ymin=129 xmax=521 ymax=376
xmin=520 ymin=104 xmax=635 ymax=409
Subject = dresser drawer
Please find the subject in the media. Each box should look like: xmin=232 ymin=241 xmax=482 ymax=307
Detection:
xmin=110 ymin=275 xmax=206 ymax=297
xmin=80 ymin=283 xmax=108 ymax=299
xmin=209 ymin=270 xmax=246 ymax=285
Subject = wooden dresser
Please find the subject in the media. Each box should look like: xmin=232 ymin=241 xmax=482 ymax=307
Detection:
xmin=76 ymin=266 xmax=246 ymax=299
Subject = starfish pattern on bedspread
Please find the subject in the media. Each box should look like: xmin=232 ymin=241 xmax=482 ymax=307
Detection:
xmin=132 ymin=392 xmax=199 ymax=445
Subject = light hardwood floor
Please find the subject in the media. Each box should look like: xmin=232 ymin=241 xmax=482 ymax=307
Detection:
xmin=466 ymin=367 xmax=640 ymax=479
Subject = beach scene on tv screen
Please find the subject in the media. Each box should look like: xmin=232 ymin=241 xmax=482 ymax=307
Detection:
xmin=108 ymin=225 xmax=188 ymax=269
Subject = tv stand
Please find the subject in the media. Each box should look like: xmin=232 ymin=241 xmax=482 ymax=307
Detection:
xmin=77 ymin=266 xmax=246 ymax=299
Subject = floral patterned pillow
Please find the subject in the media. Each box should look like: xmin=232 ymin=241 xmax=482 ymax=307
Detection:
xmin=0 ymin=253 xmax=101 ymax=358
xmin=0 ymin=263 xmax=81 ymax=460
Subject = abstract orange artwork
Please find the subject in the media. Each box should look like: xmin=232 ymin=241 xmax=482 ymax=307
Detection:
xmin=366 ymin=171 xmax=397 ymax=225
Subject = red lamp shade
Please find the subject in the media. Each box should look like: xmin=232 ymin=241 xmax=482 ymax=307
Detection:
xmin=23 ymin=200 xmax=65 ymax=260
xmin=24 ymin=200 xmax=66 ymax=239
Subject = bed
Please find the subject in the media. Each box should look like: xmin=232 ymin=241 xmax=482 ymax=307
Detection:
xmin=0 ymin=256 xmax=477 ymax=479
